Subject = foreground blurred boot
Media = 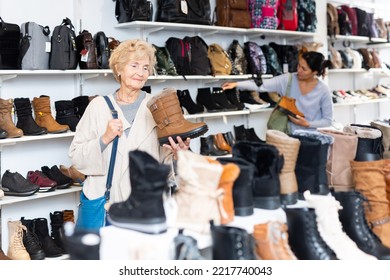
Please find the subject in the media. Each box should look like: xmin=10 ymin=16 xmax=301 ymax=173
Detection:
xmin=333 ymin=190 xmax=390 ymax=260
xmin=351 ymin=159 xmax=390 ymax=248
xmin=173 ymin=229 xmax=205 ymax=260
xmin=285 ymin=207 xmax=338 ymax=260
xmin=64 ymin=222 xmax=100 ymax=260
xmin=304 ymin=191 xmax=376 ymax=260
xmin=147 ymin=88 xmax=208 ymax=145
xmin=253 ymin=221 xmax=297 ymax=260
xmin=14 ymin=97 xmax=47 ymax=135
xmin=211 ymin=221 xmax=256 ymax=260
xmin=7 ymin=220 xmax=31 ymax=260
xmin=266 ymin=129 xmax=300 ymax=205
xmin=0 ymin=98 xmax=23 ymax=138
xmin=218 ymin=157 xmax=255 ymax=216
xmin=233 ymin=141 xmax=283 ymax=209
xmin=371 ymin=120 xmax=390 ymax=158
xmin=107 ymin=150 xmax=169 ymax=234
xmin=32 ymin=95 xmax=69 ymax=133
xmin=175 ymin=150 xmax=223 ymax=234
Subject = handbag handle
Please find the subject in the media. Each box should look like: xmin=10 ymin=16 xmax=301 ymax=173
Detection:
xmin=286 ymin=73 xmax=292 ymax=97
xmin=103 ymin=95 xmax=119 ymax=202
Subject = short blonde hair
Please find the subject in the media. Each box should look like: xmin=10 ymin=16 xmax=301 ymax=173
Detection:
xmin=109 ymin=39 xmax=156 ymax=82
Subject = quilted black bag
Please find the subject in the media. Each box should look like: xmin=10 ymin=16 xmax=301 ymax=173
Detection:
xmin=156 ymin=0 xmax=211 ymax=25
xmin=114 ymin=0 xmax=153 ymax=23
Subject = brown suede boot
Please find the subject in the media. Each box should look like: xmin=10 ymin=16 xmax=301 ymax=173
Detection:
xmin=60 ymin=165 xmax=86 ymax=186
xmin=32 ymin=96 xmax=69 ymax=133
xmin=207 ymin=158 xmax=240 ymax=224
xmin=0 ymin=98 xmax=23 ymax=138
xmin=147 ymin=88 xmax=208 ymax=145
xmin=266 ymin=129 xmax=300 ymax=205
xmin=253 ymin=221 xmax=297 ymax=260
xmin=63 ymin=209 xmax=75 ymax=224
xmin=214 ymin=133 xmax=232 ymax=153
xmin=384 ymin=160 xmax=390 ymax=212
xmin=351 ymin=159 xmax=390 ymax=248
xmin=277 ymin=96 xmax=304 ymax=118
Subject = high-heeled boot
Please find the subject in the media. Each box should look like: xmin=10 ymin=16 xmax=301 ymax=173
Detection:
xmin=176 ymin=89 xmax=204 ymax=114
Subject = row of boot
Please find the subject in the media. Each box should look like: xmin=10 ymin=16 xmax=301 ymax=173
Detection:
xmin=4 ymin=210 xmax=74 ymax=260
xmin=177 ymin=87 xmax=270 ymax=115
xmin=0 ymin=95 xmax=95 ymax=139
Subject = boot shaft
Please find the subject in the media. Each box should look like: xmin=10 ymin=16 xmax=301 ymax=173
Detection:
xmin=0 ymin=98 xmax=23 ymax=138
xmin=72 ymin=95 xmax=90 ymax=119
xmin=14 ymin=97 xmax=33 ymax=116
xmin=7 ymin=220 xmax=30 ymax=260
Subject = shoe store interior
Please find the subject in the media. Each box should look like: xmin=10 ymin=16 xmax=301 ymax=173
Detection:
xmin=1 ymin=0 xmax=390 ymax=261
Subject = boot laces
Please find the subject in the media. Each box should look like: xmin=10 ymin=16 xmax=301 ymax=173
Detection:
xmin=14 ymin=224 xmax=27 ymax=251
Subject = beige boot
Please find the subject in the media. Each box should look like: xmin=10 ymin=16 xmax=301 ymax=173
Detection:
xmin=383 ymin=159 xmax=390 ymax=213
xmin=320 ymin=129 xmax=358 ymax=191
xmin=0 ymin=98 xmax=23 ymax=138
xmin=174 ymin=150 xmax=223 ymax=234
xmin=7 ymin=220 xmax=31 ymax=260
xmin=266 ymin=129 xmax=300 ymax=205
xmin=32 ymin=95 xmax=69 ymax=133
xmin=351 ymin=160 xmax=390 ymax=248
xmin=371 ymin=121 xmax=390 ymax=159
xmin=253 ymin=221 xmax=297 ymax=260
xmin=147 ymin=88 xmax=208 ymax=145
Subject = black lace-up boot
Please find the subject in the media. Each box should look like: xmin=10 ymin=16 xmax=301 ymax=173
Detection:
xmin=285 ymin=207 xmax=338 ymax=260
xmin=20 ymin=217 xmax=46 ymax=260
xmin=14 ymin=97 xmax=47 ymax=135
xmin=32 ymin=218 xmax=63 ymax=258
xmin=50 ymin=211 xmax=67 ymax=253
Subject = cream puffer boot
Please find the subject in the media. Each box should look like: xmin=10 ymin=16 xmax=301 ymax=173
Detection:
xmin=371 ymin=121 xmax=390 ymax=159
xmin=253 ymin=221 xmax=297 ymax=260
xmin=320 ymin=129 xmax=358 ymax=191
xmin=32 ymin=95 xmax=69 ymax=133
xmin=147 ymin=88 xmax=208 ymax=145
xmin=7 ymin=220 xmax=31 ymax=260
xmin=351 ymin=159 xmax=390 ymax=248
xmin=0 ymin=98 xmax=23 ymax=138
xmin=174 ymin=150 xmax=223 ymax=234
xmin=266 ymin=129 xmax=300 ymax=205
xmin=304 ymin=190 xmax=377 ymax=260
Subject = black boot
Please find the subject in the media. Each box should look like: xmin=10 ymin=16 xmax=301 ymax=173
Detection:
xmin=285 ymin=207 xmax=338 ymax=260
xmin=292 ymin=131 xmax=334 ymax=197
xmin=245 ymin=127 xmax=263 ymax=142
xmin=14 ymin=97 xmax=47 ymax=135
xmin=196 ymin=87 xmax=224 ymax=112
xmin=211 ymin=87 xmax=237 ymax=111
xmin=20 ymin=217 xmax=46 ymax=260
xmin=223 ymin=131 xmax=236 ymax=147
xmin=232 ymin=141 xmax=283 ymax=209
xmin=348 ymin=124 xmax=383 ymax=160
xmin=72 ymin=96 xmax=90 ymax=119
xmin=223 ymin=88 xmax=245 ymax=110
xmin=333 ymin=190 xmax=390 ymax=260
xmin=107 ymin=150 xmax=170 ymax=234
xmin=234 ymin=124 xmax=248 ymax=142
xmin=50 ymin=211 xmax=67 ymax=253
xmin=210 ymin=221 xmax=256 ymax=260
xmin=55 ymin=100 xmax=80 ymax=132
xmin=32 ymin=218 xmax=63 ymax=258
xmin=217 ymin=157 xmax=255 ymax=216
xmin=200 ymin=135 xmax=228 ymax=156
xmin=177 ymin=89 xmax=204 ymax=114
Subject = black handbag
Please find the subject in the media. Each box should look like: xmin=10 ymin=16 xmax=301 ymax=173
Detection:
xmin=156 ymin=0 xmax=211 ymax=25
xmin=0 ymin=17 xmax=20 ymax=69
xmin=114 ymin=0 xmax=153 ymax=23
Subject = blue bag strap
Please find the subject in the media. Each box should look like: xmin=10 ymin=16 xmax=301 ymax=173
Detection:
xmin=103 ymin=95 xmax=118 ymax=202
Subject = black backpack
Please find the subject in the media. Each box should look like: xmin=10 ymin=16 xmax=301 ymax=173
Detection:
xmin=153 ymin=44 xmax=178 ymax=76
xmin=297 ymin=0 xmax=317 ymax=32
xmin=115 ymin=0 xmax=153 ymax=23
xmin=94 ymin=31 xmax=110 ymax=69
xmin=0 ymin=17 xmax=21 ymax=69
xmin=165 ymin=37 xmax=191 ymax=76
xmin=183 ymin=36 xmax=211 ymax=75
xmin=75 ymin=30 xmax=98 ymax=69
xmin=49 ymin=18 xmax=77 ymax=70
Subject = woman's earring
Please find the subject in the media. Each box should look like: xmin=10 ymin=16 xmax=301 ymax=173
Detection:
xmin=118 ymin=73 xmax=121 ymax=77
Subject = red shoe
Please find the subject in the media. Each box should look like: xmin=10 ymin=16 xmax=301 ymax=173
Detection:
xmin=27 ymin=170 xmax=57 ymax=192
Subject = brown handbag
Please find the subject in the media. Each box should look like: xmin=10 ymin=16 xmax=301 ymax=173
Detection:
xmin=215 ymin=0 xmax=251 ymax=28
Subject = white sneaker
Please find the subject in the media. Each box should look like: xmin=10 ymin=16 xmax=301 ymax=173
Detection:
xmin=244 ymin=102 xmax=271 ymax=111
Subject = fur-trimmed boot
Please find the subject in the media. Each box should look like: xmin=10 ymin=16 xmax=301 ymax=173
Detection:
xmin=107 ymin=150 xmax=170 ymax=234
xmin=147 ymin=88 xmax=208 ymax=145
xmin=320 ymin=129 xmax=358 ymax=191
xmin=266 ymin=129 xmax=300 ymax=205
xmin=232 ymin=141 xmax=283 ymax=209
xmin=174 ymin=150 xmax=223 ymax=234
xmin=351 ymin=159 xmax=390 ymax=248
xmin=304 ymin=190 xmax=377 ymax=260
xmin=0 ymin=98 xmax=23 ymax=138
xmin=292 ymin=130 xmax=334 ymax=197
xmin=32 ymin=95 xmax=69 ymax=133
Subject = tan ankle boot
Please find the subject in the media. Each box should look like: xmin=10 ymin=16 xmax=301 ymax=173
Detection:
xmin=266 ymin=129 xmax=300 ymax=205
xmin=32 ymin=96 xmax=69 ymax=133
xmin=277 ymin=96 xmax=304 ymax=117
xmin=214 ymin=133 xmax=232 ymax=153
xmin=351 ymin=159 xmax=390 ymax=248
xmin=147 ymin=88 xmax=208 ymax=145
xmin=253 ymin=221 xmax=297 ymax=260
xmin=7 ymin=220 xmax=31 ymax=260
xmin=0 ymin=98 xmax=23 ymax=138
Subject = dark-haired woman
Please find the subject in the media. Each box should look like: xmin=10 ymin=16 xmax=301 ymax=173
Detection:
xmin=222 ymin=51 xmax=333 ymax=133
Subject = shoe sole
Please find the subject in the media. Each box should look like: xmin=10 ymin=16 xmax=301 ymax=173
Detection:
xmin=158 ymin=124 xmax=209 ymax=145
xmin=107 ymin=216 xmax=167 ymax=234
xmin=3 ymin=188 xmax=39 ymax=196
xmin=277 ymin=107 xmax=303 ymax=118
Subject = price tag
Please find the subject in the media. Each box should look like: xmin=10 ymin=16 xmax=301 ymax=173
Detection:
xmin=80 ymin=49 xmax=89 ymax=62
xmin=283 ymin=63 xmax=289 ymax=73
xmin=181 ymin=0 xmax=188 ymax=15
xmin=45 ymin=42 xmax=51 ymax=52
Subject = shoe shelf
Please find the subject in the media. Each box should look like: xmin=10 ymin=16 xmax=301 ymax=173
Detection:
xmin=330 ymin=35 xmax=389 ymax=44
xmin=328 ymin=68 xmax=389 ymax=74
xmin=0 ymin=186 xmax=82 ymax=207
xmin=148 ymin=74 xmax=273 ymax=82
xmin=115 ymin=21 xmax=316 ymax=41
xmin=184 ymin=107 xmax=274 ymax=120
xmin=333 ymin=97 xmax=390 ymax=107
xmin=0 ymin=131 xmax=75 ymax=149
